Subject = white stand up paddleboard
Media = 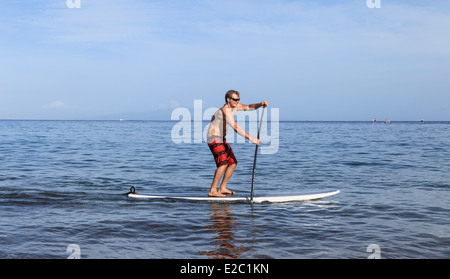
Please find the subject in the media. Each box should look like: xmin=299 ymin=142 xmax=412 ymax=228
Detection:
xmin=127 ymin=187 xmax=340 ymax=204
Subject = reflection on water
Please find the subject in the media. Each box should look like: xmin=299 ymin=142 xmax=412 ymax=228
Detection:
xmin=199 ymin=203 xmax=252 ymax=259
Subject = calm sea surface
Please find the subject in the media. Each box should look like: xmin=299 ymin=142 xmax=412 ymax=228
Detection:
xmin=0 ymin=120 xmax=449 ymax=259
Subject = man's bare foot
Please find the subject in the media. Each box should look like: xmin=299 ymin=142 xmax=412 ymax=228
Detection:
xmin=208 ymin=191 xmax=227 ymax=197
xmin=218 ymin=188 xmax=235 ymax=195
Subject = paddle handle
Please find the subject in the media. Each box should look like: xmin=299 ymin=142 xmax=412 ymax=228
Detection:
xmin=250 ymin=106 xmax=265 ymax=203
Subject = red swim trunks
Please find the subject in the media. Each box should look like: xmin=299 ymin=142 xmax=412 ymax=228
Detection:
xmin=208 ymin=137 xmax=237 ymax=168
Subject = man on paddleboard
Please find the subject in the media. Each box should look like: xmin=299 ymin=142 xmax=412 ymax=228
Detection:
xmin=206 ymin=90 xmax=268 ymax=197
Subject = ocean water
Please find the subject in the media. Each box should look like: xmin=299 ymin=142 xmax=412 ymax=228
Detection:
xmin=0 ymin=120 xmax=449 ymax=259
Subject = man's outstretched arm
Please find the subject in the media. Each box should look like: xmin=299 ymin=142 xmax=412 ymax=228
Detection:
xmin=237 ymin=101 xmax=268 ymax=111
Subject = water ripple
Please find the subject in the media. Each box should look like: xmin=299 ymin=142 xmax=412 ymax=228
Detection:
xmin=1 ymin=121 xmax=449 ymax=258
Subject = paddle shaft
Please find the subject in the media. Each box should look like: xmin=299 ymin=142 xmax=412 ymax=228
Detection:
xmin=250 ymin=106 xmax=265 ymax=202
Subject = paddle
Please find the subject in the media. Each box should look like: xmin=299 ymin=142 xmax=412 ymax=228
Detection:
xmin=250 ymin=106 xmax=265 ymax=203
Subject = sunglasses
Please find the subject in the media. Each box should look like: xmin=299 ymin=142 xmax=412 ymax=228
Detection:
xmin=230 ymin=97 xmax=240 ymax=102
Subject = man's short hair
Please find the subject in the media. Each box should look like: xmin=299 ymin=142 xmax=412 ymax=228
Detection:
xmin=225 ymin=90 xmax=240 ymax=103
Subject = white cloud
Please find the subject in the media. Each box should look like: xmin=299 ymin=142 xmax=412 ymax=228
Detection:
xmin=158 ymin=99 xmax=181 ymax=110
xmin=43 ymin=100 xmax=68 ymax=109
xmin=29 ymin=0 xmax=162 ymax=44
xmin=18 ymin=0 xmax=450 ymax=57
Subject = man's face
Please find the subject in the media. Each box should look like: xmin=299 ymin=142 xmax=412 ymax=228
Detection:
xmin=228 ymin=94 xmax=240 ymax=107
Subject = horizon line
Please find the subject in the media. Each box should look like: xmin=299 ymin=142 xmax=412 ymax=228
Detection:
xmin=0 ymin=119 xmax=447 ymax=123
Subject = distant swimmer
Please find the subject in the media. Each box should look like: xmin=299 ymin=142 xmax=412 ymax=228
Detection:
xmin=421 ymin=118 xmax=424 ymax=124
xmin=372 ymin=118 xmax=376 ymax=124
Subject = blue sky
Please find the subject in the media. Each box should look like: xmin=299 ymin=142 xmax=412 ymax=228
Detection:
xmin=1 ymin=0 xmax=449 ymax=120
